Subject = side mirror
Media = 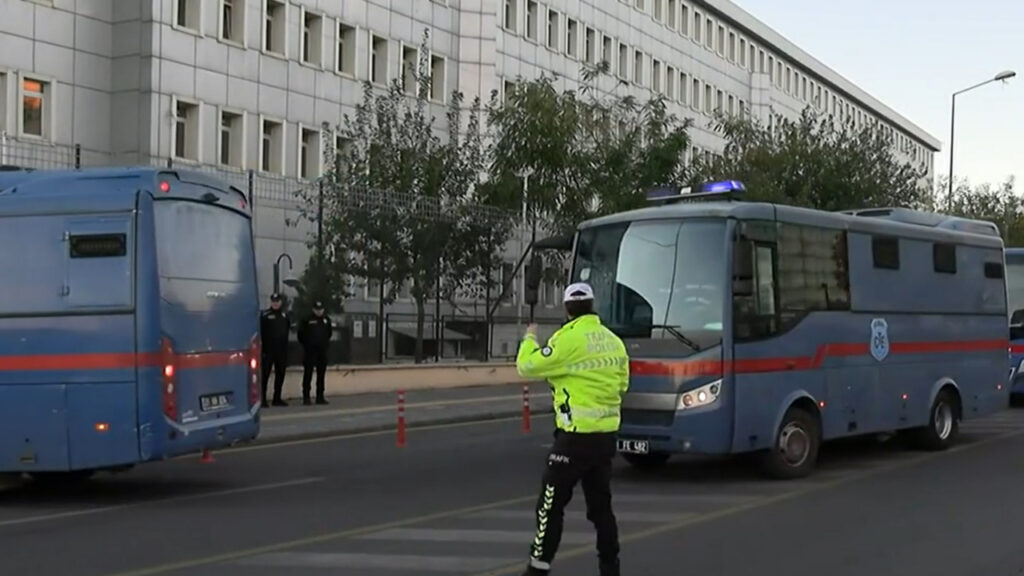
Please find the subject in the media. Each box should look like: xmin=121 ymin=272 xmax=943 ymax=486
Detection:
xmin=525 ymin=255 xmax=543 ymax=306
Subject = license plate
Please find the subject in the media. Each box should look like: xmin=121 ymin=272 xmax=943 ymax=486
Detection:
xmin=617 ymin=439 xmax=649 ymax=454
xmin=200 ymin=393 xmax=232 ymax=412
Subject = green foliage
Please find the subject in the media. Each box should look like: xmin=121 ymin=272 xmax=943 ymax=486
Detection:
xmin=933 ymin=175 xmax=1023 ymax=244
xmin=485 ymin=61 xmax=694 ymax=236
xmin=690 ymin=107 xmax=929 ymax=211
xmin=289 ymin=251 xmax=350 ymax=318
xmin=314 ymin=28 xmax=509 ymax=362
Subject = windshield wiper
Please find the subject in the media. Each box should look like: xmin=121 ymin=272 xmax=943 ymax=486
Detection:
xmin=649 ymin=324 xmax=701 ymax=353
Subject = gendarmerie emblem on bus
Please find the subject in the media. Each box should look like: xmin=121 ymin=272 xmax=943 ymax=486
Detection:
xmin=870 ymin=318 xmax=890 ymax=362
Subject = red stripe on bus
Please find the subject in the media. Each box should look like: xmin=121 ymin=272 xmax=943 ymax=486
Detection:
xmin=1010 ymin=344 xmax=1024 ymax=354
xmin=0 ymin=350 xmax=250 ymax=371
xmin=631 ymin=339 xmax=1008 ymax=377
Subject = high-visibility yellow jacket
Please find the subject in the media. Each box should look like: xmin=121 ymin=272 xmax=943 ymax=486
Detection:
xmin=516 ymin=314 xmax=630 ymax=433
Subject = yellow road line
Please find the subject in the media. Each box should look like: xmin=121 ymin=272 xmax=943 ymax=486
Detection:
xmin=470 ymin=427 xmax=1024 ymax=576
xmin=110 ymin=427 xmax=1024 ymax=576
xmin=261 ymin=394 xmax=525 ymax=423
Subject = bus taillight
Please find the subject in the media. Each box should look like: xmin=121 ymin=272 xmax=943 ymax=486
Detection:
xmin=161 ymin=337 xmax=178 ymax=421
xmin=248 ymin=335 xmax=261 ymax=408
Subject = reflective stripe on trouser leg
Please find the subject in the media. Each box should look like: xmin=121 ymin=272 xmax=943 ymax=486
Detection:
xmin=531 ymin=484 xmax=555 ymax=562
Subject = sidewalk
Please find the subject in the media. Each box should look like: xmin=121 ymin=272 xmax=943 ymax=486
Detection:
xmin=254 ymin=382 xmax=553 ymax=445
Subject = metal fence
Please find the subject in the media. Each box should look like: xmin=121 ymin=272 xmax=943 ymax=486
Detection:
xmin=0 ymin=134 xmax=569 ymax=365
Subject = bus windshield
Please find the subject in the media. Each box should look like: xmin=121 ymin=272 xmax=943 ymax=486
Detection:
xmin=1007 ymin=251 xmax=1024 ymax=326
xmin=154 ymin=198 xmax=258 ymax=353
xmin=569 ymin=218 xmax=728 ymax=349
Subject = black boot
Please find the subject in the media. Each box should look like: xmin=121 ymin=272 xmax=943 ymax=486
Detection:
xmin=599 ymin=559 xmax=620 ymax=576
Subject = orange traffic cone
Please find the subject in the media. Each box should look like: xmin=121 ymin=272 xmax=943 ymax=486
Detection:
xmin=200 ymin=449 xmax=214 ymax=463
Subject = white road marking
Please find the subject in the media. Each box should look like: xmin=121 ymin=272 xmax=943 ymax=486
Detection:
xmin=357 ymin=528 xmax=595 ymax=545
xmin=0 ymin=477 xmax=324 ymax=528
xmin=233 ymin=552 xmax=521 ymax=572
xmin=466 ymin=508 xmax=695 ymax=523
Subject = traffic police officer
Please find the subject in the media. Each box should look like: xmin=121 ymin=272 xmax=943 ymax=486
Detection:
xmin=515 ymin=282 xmax=630 ymax=576
xmin=297 ymin=300 xmax=332 ymax=405
xmin=259 ymin=293 xmax=291 ymax=407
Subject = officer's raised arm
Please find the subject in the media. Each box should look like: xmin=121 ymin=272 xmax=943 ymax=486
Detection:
xmin=516 ymin=329 xmax=574 ymax=380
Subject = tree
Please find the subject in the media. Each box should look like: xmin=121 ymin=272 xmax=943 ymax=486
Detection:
xmin=932 ymin=175 xmax=1024 ymax=244
xmin=485 ymin=61 xmax=695 ymax=237
xmin=314 ymin=29 xmax=503 ymax=363
xmin=690 ymin=106 xmax=930 ymax=211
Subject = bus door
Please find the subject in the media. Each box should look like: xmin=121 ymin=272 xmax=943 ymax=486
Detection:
xmin=1006 ymin=250 xmax=1024 ymax=396
xmin=63 ymin=215 xmax=141 ymax=469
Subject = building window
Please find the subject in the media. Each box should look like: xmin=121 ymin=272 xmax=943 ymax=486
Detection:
xmin=666 ymin=66 xmax=676 ymax=100
xmin=526 ymin=0 xmax=539 ymax=41
xmin=370 ymin=34 xmax=388 ymax=85
xmin=703 ymin=83 xmax=712 ymax=114
xmin=546 ymin=10 xmax=559 ymax=50
xmin=0 ymin=72 xmax=8 ymax=133
xmin=401 ymin=45 xmax=418 ymax=95
xmin=602 ymin=35 xmax=613 ymax=67
xmin=301 ymin=9 xmax=324 ymax=66
xmin=634 ymin=0 xmax=645 ymax=12
xmin=175 ymin=0 xmax=200 ymax=31
xmin=705 ymin=19 xmax=713 ymax=50
xmin=652 ymin=59 xmax=662 ymax=93
xmin=219 ymin=110 xmax=244 ymax=167
xmin=220 ymin=0 xmax=245 ymax=44
xmin=691 ymin=78 xmax=700 ymax=110
xmin=503 ymin=0 xmax=518 ymax=31
xmin=654 ymin=0 xmax=663 ymax=22
xmin=633 ymin=50 xmax=643 ymax=85
xmin=692 ymin=11 xmax=701 ymax=43
xmin=667 ymin=0 xmax=677 ymax=29
xmin=727 ymin=94 xmax=735 ymax=115
xmin=680 ymin=4 xmax=689 ymax=35
xmin=20 ymin=77 xmax=50 ymax=139
xmin=337 ymin=22 xmax=357 ymax=76
xmin=717 ymin=24 xmax=725 ymax=54
xmin=299 ymin=127 xmax=321 ymax=180
xmin=430 ymin=55 xmax=446 ymax=102
xmin=565 ymin=18 xmax=578 ymax=58
xmin=728 ymin=32 xmax=736 ymax=61
xmin=173 ymin=99 xmax=199 ymax=160
xmin=679 ymin=71 xmax=688 ymax=105
xmin=584 ymin=27 xmax=596 ymax=63
xmin=263 ymin=0 xmax=287 ymax=55
xmin=260 ymin=117 xmax=283 ymax=174
xmin=617 ymin=42 xmax=628 ymax=79
xmin=739 ymin=38 xmax=747 ymax=67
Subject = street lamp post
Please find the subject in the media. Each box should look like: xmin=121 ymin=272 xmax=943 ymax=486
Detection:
xmin=946 ymin=70 xmax=1016 ymax=212
xmin=273 ymin=253 xmax=293 ymax=295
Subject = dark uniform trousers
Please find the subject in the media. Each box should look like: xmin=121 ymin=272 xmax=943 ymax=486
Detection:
xmin=261 ymin=346 xmax=287 ymax=403
xmin=529 ymin=430 xmax=620 ymax=575
xmin=301 ymin=347 xmax=327 ymax=401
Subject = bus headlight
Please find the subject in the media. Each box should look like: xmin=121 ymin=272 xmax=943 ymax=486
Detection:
xmin=678 ymin=379 xmax=721 ymax=410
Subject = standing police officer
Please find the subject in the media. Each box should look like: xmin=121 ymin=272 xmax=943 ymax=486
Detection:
xmin=297 ymin=300 xmax=332 ymax=405
xmin=515 ymin=282 xmax=630 ymax=576
xmin=259 ymin=293 xmax=291 ymax=407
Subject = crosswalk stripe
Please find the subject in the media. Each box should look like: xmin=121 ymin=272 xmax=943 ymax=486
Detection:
xmin=357 ymin=528 xmax=595 ymax=545
xmin=465 ymin=509 xmax=696 ymax=523
xmin=233 ymin=552 xmax=520 ymax=572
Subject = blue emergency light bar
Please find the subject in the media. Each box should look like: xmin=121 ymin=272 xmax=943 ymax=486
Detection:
xmin=645 ymin=180 xmax=746 ymax=204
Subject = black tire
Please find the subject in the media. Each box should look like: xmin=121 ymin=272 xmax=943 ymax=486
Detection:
xmin=758 ymin=406 xmax=821 ymax=480
xmin=621 ymin=452 xmax=671 ymax=469
xmin=913 ymin=389 xmax=960 ymax=451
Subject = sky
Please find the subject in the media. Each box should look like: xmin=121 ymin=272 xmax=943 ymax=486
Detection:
xmin=734 ymin=0 xmax=1021 ymax=190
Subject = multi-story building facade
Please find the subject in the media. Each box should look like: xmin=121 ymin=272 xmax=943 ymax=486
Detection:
xmin=0 ymin=0 xmax=941 ymax=362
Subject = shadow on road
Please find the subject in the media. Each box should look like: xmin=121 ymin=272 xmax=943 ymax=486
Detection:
xmin=0 ymin=472 xmax=241 ymax=509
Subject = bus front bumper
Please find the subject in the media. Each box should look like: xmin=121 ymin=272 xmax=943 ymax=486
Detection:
xmin=617 ymin=395 xmax=731 ymax=456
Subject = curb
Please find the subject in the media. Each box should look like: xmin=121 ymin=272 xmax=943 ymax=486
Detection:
xmin=247 ymin=407 xmax=556 ymax=448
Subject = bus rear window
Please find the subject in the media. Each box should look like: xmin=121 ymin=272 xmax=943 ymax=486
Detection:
xmin=153 ymin=200 xmax=254 ymax=283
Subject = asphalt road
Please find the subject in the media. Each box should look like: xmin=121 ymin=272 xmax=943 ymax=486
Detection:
xmin=2 ymin=409 xmax=1024 ymax=576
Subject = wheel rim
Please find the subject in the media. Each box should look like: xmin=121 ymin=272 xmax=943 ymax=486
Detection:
xmin=933 ymin=401 xmax=954 ymax=439
xmin=778 ymin=422 xmax=810 ymax=468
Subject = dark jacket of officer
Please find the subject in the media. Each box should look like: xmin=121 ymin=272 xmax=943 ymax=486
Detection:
xmin=298 ymin=313 xmax=333 ymax=351
xmin=260 ymin=307 xmax=291 ymax=350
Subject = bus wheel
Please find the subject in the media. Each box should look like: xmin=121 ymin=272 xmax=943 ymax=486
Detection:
xmin=914 ymin=389 xmax=960 ymax=451
xmin=759 ymin=406 xmax=820 ymax=480
xmin=622 ymin=452 xmax=671 ymax=469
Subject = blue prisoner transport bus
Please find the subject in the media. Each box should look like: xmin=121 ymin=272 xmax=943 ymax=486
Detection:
xmin=0 ymin=167 xmax=261 ymax=479
xmin=1005 ymin=247 xmax=1024 ymax=402
xmin=567 ymin=181 xmax=1010 ymax=479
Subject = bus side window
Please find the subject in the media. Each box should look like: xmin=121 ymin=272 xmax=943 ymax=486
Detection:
xmin=733 ymin=239 xmax=778 ymax=340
